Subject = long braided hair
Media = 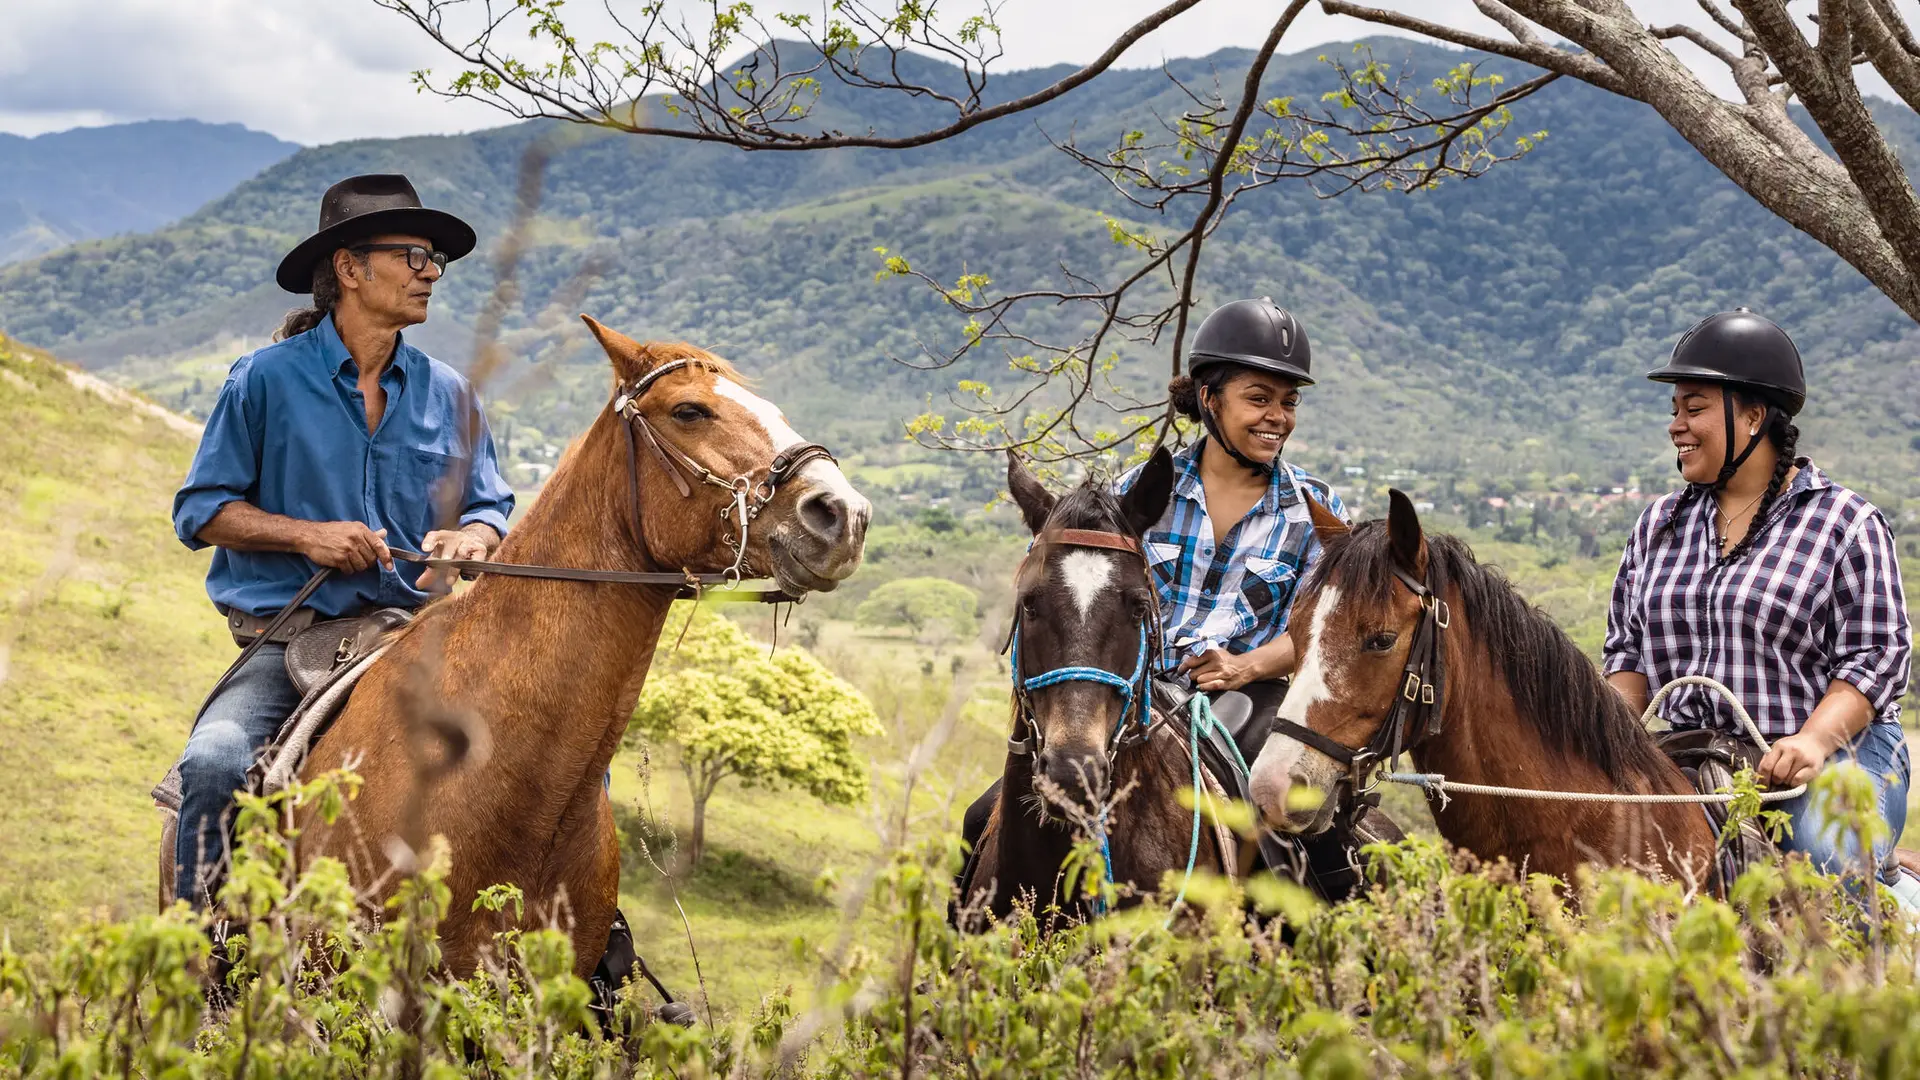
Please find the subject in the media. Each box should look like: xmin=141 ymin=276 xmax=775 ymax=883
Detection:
xmin=1658 ymin=385 xmax=1800 ymax=563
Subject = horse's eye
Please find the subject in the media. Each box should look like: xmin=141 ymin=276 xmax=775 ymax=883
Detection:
xmin=1019 ymin=595 xmax=1039 ymax=619
xmin=1128 ymin=594 xmax=1152 ymax=622
xmin=1363 ymin=631 xmax=1398 ymax=653
xmin=671 ymin=403 xmax=709 ymax=423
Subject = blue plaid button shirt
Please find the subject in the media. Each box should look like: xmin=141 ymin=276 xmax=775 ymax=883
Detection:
xmin=1119 ymin=439 xmax=1347 ymax=672
xmin=1603 ymin=460 xmax=1912 ymax=737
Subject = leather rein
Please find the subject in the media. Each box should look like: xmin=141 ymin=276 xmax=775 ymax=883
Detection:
xmin=1005 ymin=528 xmax=1162 ymax=762
xmin=1268 ymin=561 xmax=1450 ymax=795
xmin=401 ymin=358 xmax=834 ymax=604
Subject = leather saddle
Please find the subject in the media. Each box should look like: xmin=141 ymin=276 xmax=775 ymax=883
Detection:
xmin=152 ymin=608 xmax=413 ymax=813
xmin=1652 ymin=725 xmax=1774 ymax=891
xmin=1150 ymin=676 xmax=1402 ymax=903
xmin=285 ymin=609 xmax=413 ymax=696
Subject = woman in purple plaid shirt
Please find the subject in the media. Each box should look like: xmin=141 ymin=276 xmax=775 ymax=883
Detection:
xmin=1603 ymin=310 xmax=1914 ymax=893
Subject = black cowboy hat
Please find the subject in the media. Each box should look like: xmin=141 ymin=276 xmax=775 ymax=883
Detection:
xmin=275 ymin=174 xmax=477 ymax=293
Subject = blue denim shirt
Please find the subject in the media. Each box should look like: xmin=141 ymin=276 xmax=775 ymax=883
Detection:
xmin=172 ymin=315 xmax=515 ymax=618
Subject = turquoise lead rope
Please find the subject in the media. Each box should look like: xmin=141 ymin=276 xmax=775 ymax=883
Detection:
xmin=1167 ymin=692 xmax=1252 ymax=922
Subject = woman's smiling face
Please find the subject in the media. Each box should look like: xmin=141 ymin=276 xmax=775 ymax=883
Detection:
xmin=1668 ymin=379 xmax=1768 ymax=484
xmin=1203 ymin=370 xmax=1300 ymax=465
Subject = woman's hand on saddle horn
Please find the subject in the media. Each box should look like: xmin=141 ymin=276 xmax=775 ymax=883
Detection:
xmin=1178 ymin=647 xmax=1259 ymax=693
xmin=417 ymin=527 xmax=492 ymax=592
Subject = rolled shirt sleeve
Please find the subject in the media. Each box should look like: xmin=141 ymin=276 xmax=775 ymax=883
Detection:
xmin=1601 ymin=506 xmax=1652 ymax=676
xmin=171 ymin=360 xmax=261 ymax=551
xmin=457 ymin=403 xmax=515 ymax=537
xmin=1826 ymin=511 xmax=1912 ymax=717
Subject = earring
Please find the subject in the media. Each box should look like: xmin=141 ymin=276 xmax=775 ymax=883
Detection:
xmin=1749 ymin=428 xmax=1758 ymax=436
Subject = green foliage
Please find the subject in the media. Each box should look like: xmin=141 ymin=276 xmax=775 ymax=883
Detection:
xmin=630 ymin=606 xmax=881 ymax=863
xmin=853 ymin=576 xmax=979 ymax=640
xmin=11 ymin=797 xmax=1920 ymax=1078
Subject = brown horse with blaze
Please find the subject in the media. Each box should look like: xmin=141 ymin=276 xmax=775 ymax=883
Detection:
xmin=165 ymin=315 xmax=870 ymax=977
xmin=1249 ymin=491 xmax=1716 ymax=888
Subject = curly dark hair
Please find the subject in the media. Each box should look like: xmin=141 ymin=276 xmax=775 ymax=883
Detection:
xmin=1167 ymin=361 xmax=1260 ymax=421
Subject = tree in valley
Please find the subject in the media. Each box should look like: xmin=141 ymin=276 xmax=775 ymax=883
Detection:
xmin=630 ymin=605 xmax=881 ymax=866
xmin=854 ymin=577 xmax=979 ymax=649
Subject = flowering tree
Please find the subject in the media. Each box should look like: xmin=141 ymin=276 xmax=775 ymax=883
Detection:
xmin=631 ymin=606 xmax=881 ymax=865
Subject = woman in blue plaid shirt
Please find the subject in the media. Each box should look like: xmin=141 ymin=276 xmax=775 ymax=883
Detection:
xmin=1128 ymin=298 xmax=1348 ymax=699
xmin=1603 ymin=310 xmax=1913 ymax=890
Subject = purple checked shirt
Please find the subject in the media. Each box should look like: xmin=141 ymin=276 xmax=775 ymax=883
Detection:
xmin=1603 ymin=459 xmax=1911 ymax=737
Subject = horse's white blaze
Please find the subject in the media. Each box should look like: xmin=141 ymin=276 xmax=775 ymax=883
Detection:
xmin=1277 ymin=585 xmax=1340 ymax=726
xmin=713 ymin=376 xmax=868 ymax=513
xmin=1057 ymin=550 xmax=1114 ymax=622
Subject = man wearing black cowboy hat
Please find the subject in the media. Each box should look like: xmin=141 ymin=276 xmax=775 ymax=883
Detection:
xmin=167 ymin=174 xmax=515 ymax=909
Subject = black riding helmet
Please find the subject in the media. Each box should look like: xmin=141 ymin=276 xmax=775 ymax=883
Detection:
xmin=1186 ymin=298 xmax=1313 ymax=475
xmin=1646 ymin=308 xmax=1805 ymax=486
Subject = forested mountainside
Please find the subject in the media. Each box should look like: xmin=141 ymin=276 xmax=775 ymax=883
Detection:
xmin=0 ymin=120 xmax=296 ymax=265
xmin=0 ymin=41 xmax=1914 ymax=523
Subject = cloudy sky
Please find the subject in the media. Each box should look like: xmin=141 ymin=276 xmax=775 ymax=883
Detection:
xmin=0 ymin=1 xmax=1777 ymax=146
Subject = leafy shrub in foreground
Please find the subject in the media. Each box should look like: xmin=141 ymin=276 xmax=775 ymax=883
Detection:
xmin=3 ymin=770 xmax=1918 ymax=1078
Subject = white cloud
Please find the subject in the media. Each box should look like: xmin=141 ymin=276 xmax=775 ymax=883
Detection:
xmin=0 ymin=0 xmax=1837 ymax=145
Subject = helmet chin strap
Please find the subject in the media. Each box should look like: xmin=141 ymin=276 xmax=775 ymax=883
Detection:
xmin=1200 ymin=400 xmax=1274 ymax=476
xmin=1705 ymin=395 xmax=1773 ymax=490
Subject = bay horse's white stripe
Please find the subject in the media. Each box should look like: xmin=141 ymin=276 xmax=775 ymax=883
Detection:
xmin=1278 ymin=585 xmax=1340 ymax=725
xmin=1057 ymin=550 xmax=1114 ymax=623
xmin=1254 ymin=585 xmax=1343 ymax=784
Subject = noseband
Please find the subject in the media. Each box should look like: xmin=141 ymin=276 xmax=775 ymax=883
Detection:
xmin=1268 ymin=562 xmax=1450 ymax=796
xmin=615 ymin=359 xmax=836 ymax=584
xmin=1005 ymin=528 xmax=1161 ymax=764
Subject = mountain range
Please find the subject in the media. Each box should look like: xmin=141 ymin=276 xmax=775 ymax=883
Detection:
xmin=0 ymin=42 xmax=1914 ymax=522
xmin=0 ymin=120 xmax=297 ymax=265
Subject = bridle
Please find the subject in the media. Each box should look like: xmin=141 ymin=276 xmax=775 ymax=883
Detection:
xmin=1004 ymin=528 xmax=1161 ymax=766
xmin=614 ymin=358 xmax=835 ymax=586
xmin=1268 ymin=560 xmax=1450 ymax=799
xmin=387 ymin=360 xmax=835 ymax=601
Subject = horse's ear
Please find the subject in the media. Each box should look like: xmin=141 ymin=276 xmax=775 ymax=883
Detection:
xmin=1306 ymin=493 xmax=1349 ymax=544
xmin=1007 ymin=453 xmax=1056 ymax=535
xmin=1386 ymin=488 xmax=1427 ymax=579
xmin=580 ymin=313 xmax=648 ymax=384
xmin=1119 ymin=447 xmax=1174 ymax=537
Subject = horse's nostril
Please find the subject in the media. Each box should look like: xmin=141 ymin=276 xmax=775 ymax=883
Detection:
xmin=797 ymin=489 xmax=846 ymax=541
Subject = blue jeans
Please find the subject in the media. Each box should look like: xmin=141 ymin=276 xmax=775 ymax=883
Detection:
xmin=175 ymin=644 xmax=302 ymax=909
xmin=1777 ymin=721 xmax=1911 ymax=883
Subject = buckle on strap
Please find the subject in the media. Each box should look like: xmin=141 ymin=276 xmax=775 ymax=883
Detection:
xmin=1402 ymin=671 xmax=1422 ymax=701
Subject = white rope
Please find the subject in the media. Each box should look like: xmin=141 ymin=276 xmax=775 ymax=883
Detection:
xmin=1378 ymin=675 xmax=1808 ymax=806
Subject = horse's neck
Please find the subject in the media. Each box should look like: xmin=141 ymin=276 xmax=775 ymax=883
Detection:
xmin=1409 ymin=639 xmax=1687 ymax=853
xmin=442 ymin=426 xmax=675 ymax=788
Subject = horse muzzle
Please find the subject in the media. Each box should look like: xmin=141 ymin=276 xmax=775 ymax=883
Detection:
xmin=1249 ymin=738 xmax=1344 ymax=835
xmin=768 ymin=479 xmax=870 ymax=593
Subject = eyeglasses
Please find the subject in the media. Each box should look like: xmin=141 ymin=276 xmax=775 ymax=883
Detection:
xmin=350 ymin=243 xmax=448 ymax=273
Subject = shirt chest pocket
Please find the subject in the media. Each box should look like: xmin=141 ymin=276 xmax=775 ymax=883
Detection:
xmin=392 ymin=447 xmax=460 ymax=536
xmin=1238 ymin=556 xmax=1298 ymax=623
xmin=1144 ymin=540 xmax=1187 ymax=599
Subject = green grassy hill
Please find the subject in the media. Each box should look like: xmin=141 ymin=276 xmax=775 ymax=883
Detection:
xmin=0 ymin=332 xmax=227 ymax=943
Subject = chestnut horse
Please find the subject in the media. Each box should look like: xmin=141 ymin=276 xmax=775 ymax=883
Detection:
xmin=1249 ymin=491 xmax=1717 ymax=887
xmin=956 ymin=452 xmax=1231 ymax=925
xmin=161 ymin=316 xmax=870 ymax=976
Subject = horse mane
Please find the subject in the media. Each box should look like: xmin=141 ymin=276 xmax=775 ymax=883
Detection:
xmin=1044 ymin=477 xmax=1133 ymax=535
xmin=1310 ymin=523 xmax=1671 ymax=786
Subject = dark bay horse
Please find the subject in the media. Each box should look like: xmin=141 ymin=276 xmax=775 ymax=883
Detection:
xmin=1249 ymin=491 xmax=1717 ymax=888
xmin=162 ymin=315 xmax=870 ymax=976
xmin=957 ymin=452 xmax=1233 ymax=925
